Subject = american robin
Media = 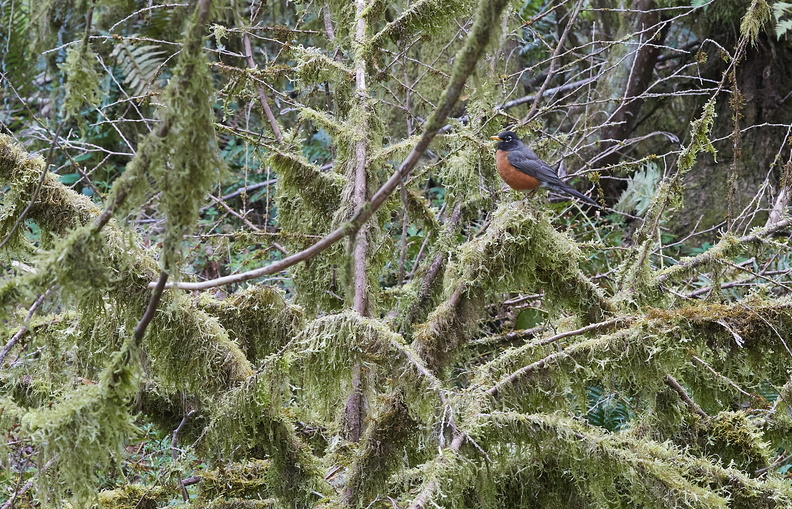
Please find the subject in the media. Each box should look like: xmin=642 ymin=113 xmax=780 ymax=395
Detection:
xmin=491 ymin=130 xmax=598 ymax=206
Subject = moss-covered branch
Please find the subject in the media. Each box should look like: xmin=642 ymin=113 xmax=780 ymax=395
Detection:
xmin=413 ymin=201 xmax=613 ymax=373
xmin=205 ymin=372 xmax=332 ymax=505
xmin=656 ymin=217 xmax=792 ymax=286
xmin=473 ymin=412 xmax=790 ymax=508
xmin=616 ymin=99 xmax=718 ymax=303
xmin=484 ymin=298 xmax=792 ymax=412
xmin=370 ymin=0 xmax=473 ymax=48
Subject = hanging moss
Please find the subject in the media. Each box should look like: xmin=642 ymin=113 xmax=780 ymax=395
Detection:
xmin=740 ymin=0 xmax=772 ymax=44
xmin=293 ymin=46 xmax=354 ymax=85
xmin=464 ymin=412 xmax=792 ymax=509
xmin=59 ymin=40 xmax=101 ymax=126
xmin=22 ymin=346 xmax=140 ymax=506
xmin=196 ymin=498 xmax=278 ymax=508
xmin=198 ymin=286 xmax=305 ymax=364
xmin=343 ymin=393 xmax=420 ymax=506
xmin=706 ymin=410 xmax=772 ymax=472
xmin=145 ymin=291 xmax=253 ymax=396
xmin=145 ymin=3 xmax=227 ymax=273
xmin=270 ymin=148 xmax=345 ymax=220
xmin=292 ymin=312 xmax=440 ymax=426
xmin=370 ymin=0 xmax=475 ymax=47
xmin=204 ymin=371 xmax=332 ymax=505
xmin=615 ymin=99 xmax=718 ymax=307
xmin=437 ymin=133 xmax=497 ymax=208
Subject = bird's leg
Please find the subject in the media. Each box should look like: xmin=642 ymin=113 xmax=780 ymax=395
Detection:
xmin=521 ymin=188 xmax=538 ymax=201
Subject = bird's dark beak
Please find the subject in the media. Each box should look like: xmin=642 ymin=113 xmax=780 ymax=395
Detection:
xmin=490 ymin=136 xmax=502 ymax=141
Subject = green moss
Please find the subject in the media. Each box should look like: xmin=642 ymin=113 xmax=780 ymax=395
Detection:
xmin=293 ymin=45 xmax=354 ymax=85
xmin=22 ymin=346 xmax=139 ymax=506
xmin=740 ymin=0 xmax=772 ymax=44
xmin=98 ymin=484 xmax=167 ymax=509
xmin=145 ymin=291 xmax=253 ymax=396
xmin=204 ymin=371 xmax=331 ymax=505
xmin=343 ymin=393 xmax=419 ymax=506
xmin=615 ymin=99 xmax=718 ymax=306
xmin=293 ymin=312 xmax=440 ymax=424
xmin=707 ymin=410 xmax=772 ymax=472
xmin=468 ymin=412 xmax=790 ymax=508
xmin=147 ymin=7 xmax=227 ymax=272
xmin=371 ymin=0 xmax=474 ymax=47
xmin=199 ymin=459 xmax=273 ymax=500
xmin=198 ymin=286 xmax=305 ymax=364
xmin=196 ymin=499 xmax=277 ymax=508
xmin=59 ymin=40 xmax=101 ymax=126
xmin=414 ymin=200 xmax=612 ymax=372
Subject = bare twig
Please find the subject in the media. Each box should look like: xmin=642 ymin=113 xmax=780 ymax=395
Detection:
xmin=665 ymin=374 xmax=708 ymax=419
xmin=0 ymin=455 xmax=58 ymax=509
xmin=520 ymin=0 xmax=586 ymax=124
xmin=242 ymin=32 xmax=283 ymax=143
xmin=133 ymin=271 xmax=168 ymax=342
xmin=172 ymin=406 xmax=197 ymax=502
xmin=0 ymin=288 xmax=54 ymax=365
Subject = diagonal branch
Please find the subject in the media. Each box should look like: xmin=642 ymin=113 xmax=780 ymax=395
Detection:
xmin=153 ymin=0 xmax=513 ymax=290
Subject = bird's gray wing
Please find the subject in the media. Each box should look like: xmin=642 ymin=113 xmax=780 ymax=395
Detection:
xmin=508 ymin=146 xmax=598 ymax=206
xmin=506 ymin=147 xmax=565 ymax=186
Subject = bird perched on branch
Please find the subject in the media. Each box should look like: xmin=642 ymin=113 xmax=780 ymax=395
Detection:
xmin=491 ymin=130 xmax=598 ymax=206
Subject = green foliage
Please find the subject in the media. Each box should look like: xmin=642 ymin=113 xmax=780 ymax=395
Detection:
xmin=59 ymin=40 xmax=101 ymax=125
xmin=615 ymin=162 xmax=661 ymax=216
xmin=109 ymin=42 xmax=168 ymax=98
xmin=773 ymin=1 xmax=792 ymax=37
xmin=4 ymin=0 xmax=792 ymax=507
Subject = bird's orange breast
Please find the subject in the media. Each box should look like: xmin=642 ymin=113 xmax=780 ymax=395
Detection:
xmin=496 ymin=150 xmax=540 ymax=191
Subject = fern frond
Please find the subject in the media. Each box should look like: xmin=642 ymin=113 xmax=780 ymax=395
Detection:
xmin=109 ymin=41 xmax=168 ymax=98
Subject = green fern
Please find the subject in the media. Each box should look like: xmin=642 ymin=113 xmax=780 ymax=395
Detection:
xmin=0 ymin=0 xmax=32 ymax=100
xmin=614 ymin=163 xmax=661 ymax=216
xmin=773 ymin=1 xmax=792 ymax=38
xmin=110 ymin=41 xmax=168 ymax=98
xmin=585 ymin=385 xmax=633 ymax=432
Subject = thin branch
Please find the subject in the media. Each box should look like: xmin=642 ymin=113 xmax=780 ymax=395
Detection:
xmin=407 ymin=432 xmax=465 ymax=509
xmin=0 ymin=455 xmax=58 ymax=509
xmin=665 ymin=374 xmax=708 ymax=419
xmin=0 ymin=288 xmax=53 ymax=365
xmin=242 ymin=32 xmax=283 ymax=143
xmin=656 ymin=217 xmax=792 ymax=285
xmin=133 ymin=271 xmax=168 ymax=342
xmin=152 ymin=0 xmax=513 ymax=290
xmin=172 ymin=406 xmax=197 ymax=502
xmin=520 ymin=0 xmax=586 ymax=124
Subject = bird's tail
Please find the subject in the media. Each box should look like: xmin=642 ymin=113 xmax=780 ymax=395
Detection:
xmin=551 ymin=183 xmax=599 ymax=207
